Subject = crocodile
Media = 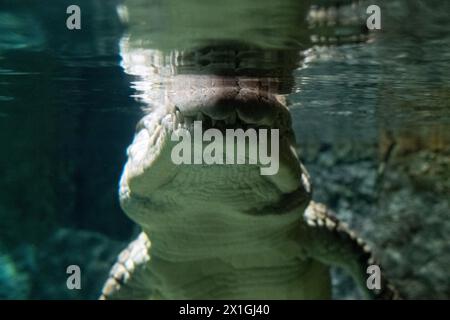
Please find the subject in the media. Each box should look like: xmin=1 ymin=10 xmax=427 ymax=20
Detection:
xmin=100 ymin=0 xmax=398 ymax=299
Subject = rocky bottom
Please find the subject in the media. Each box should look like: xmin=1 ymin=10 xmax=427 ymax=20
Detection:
xmin=1 ymin=141 xmax=448 ymax=299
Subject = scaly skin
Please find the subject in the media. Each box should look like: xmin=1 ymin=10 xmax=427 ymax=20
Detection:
xmin=100 ymin=0 xmax=398 ymax=299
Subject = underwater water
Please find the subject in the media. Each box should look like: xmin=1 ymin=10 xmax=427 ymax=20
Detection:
xmin=0 ymin=0 xmax=448 ymax=299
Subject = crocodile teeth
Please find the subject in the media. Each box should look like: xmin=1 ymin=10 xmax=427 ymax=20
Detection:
xmin=175 ymin=109 xmax=184 ymax=123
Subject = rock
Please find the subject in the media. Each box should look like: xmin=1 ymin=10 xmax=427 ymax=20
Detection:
xmin=300 ymin=128 xmax=449 ymax=299
xmin=0 ymin=249 xmax=32 ymax=299
xmin=32 ymin=229 xmax=126 ymax=299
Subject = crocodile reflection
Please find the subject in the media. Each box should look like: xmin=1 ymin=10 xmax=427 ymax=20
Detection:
xmin=101 ymin=0 xmax=397 ymax=299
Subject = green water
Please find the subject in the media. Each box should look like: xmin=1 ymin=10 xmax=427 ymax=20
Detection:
xmin=0 ymin=0 xmax=448 ymax=299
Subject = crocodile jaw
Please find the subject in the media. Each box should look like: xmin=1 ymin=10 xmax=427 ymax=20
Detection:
xmin=118 ymin=89 xmax=312 ymax=251
xmin=116 ymin=96 xmax=326 ymax=298
xmin=119 ymin=89 xmax=307 ymax=206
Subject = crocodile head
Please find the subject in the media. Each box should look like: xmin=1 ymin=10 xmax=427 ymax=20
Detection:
xmin=99 ymin=0 xmax=387 ymax=300
xmin=119 ymin=45 xmax=311 ymax=229
xmin=117 ymin=0 xmax=367 ymax=259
